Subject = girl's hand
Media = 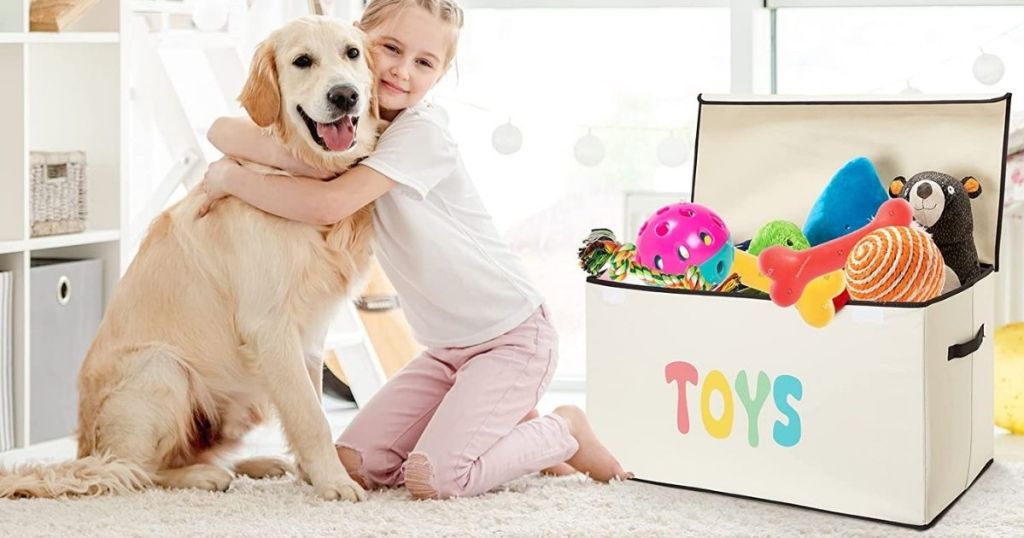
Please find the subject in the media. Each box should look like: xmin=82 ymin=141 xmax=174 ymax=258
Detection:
xmin=197 ymin=157 xmax=241 ymax=217
xmin=207 ymin=116 xmax=333 ymax=180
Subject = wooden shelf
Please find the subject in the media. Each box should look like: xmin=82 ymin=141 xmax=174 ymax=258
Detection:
xmin=1 ymin=231 xmax=121 ymax=255
xmin=0 ymin=32 xmax=119 ymax=43
xmin=28 ymin=229 xmax=120 ymax=251
xmin=0 ymin=240 xmax=25 ymax=256
xmin=0 ymin=0 xmax=126 ymax=450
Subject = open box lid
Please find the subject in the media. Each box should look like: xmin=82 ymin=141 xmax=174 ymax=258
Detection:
xmin=691 ymin=93 xmax=1011 ymax=269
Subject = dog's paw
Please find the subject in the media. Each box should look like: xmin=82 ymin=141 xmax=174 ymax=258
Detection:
xmin=233 ymin=456 xmax=294 ymax=480
xmin=195 ymin=472 xmax=234 ymax=492
xmin=313 ymin=475 xmax=367 ymax=502
xmin=162 ymin=464 xmax=233 ymax=492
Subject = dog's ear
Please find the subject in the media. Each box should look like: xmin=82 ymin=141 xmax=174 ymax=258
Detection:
xmin=962 ymin=176 xmax=983 ymax=199
xmin=239 ymin=41 xmax=281 ymax=128
xmin=889 ymin=176 xmax=906 ymax=198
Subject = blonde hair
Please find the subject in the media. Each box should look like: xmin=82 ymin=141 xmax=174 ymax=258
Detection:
xmin=359 ymin=0 xmax=464 ymax=66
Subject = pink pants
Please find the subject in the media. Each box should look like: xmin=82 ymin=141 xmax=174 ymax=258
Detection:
xmin=335 ymin=305 xmax=578 ymax=499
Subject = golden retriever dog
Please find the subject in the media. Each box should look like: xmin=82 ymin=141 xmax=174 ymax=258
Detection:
xmin=0 ymin=16 xmax=382 ymax=501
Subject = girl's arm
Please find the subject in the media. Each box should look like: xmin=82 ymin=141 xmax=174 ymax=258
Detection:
xmin=199 ymin=158 xmax=395 ymax=225
xmin=207 ymin=117 xmax=333 ymax=179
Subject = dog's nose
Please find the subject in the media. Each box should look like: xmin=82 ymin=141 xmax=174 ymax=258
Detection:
xmin=327 ymin=85 xmax=360 ymax=111
xmin=916 ymin=182 xmax=933 ymax=199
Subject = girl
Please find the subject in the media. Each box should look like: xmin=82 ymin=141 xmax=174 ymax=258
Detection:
xmin=201 ymin=0 xmax=629 ymax=500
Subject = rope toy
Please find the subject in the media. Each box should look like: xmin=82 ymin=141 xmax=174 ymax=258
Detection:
xmin=578 ymin=229 xmax=740 ymax=292
xmin=845 ymin=226 xmax=945 ymax=303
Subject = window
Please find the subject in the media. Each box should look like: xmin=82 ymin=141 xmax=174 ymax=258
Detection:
xmin=435 ymin=7 xmax=730 ymax=380
xmin=776 ymin=7 xmax=1024 ymax=96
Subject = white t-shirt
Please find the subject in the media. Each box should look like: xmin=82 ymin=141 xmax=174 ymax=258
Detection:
xmin=360 ymin=102 xmax=544 ymax=348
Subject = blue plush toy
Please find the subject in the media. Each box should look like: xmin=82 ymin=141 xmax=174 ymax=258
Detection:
xmin=803 ymin=157 xmax=889 ymax=246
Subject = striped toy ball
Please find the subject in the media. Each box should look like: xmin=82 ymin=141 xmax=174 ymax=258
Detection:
xmin=844 ymin=226 xmax=946 ymax=303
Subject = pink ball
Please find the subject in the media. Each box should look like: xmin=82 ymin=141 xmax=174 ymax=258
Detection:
xmin=635 ymin=202 xmax=731 ymax=276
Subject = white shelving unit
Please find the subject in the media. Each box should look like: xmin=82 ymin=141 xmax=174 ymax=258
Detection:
xmin=0 ymin=0 xmax=128 ymax=449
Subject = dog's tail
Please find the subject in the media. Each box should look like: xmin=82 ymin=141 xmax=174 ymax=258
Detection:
xmin=0 ymin=452 xmax=152 ymax=498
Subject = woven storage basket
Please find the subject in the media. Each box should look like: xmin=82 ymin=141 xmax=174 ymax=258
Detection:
xmin=30 ymin=151 xmax=87 ymax=237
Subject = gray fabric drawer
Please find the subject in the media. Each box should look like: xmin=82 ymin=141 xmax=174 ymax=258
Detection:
xmin=30 ymin=258 xmax=103 ymax=444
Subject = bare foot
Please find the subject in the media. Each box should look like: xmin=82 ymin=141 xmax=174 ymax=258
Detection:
xmin=336 ymin=445 xmax=369 ymax=490
xmin=521 ymin=409 xmax=577 ymax=476
xmin=552 ymin=405 xmax=632 ymax=483
xmin=539 ymin=463 xmax=578 ymax=477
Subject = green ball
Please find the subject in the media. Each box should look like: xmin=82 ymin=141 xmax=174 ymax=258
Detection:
xmin=749 ymin=221 xmax=810 ymax=255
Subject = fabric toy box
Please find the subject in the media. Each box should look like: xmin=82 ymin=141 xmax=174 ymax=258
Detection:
xmin=586 ymin=94 xmax=1011 ymax=528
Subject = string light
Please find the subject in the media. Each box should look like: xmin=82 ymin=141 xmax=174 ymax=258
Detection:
xmin=868 ymin=19 xmax=1023 ymax=93
xmin=574 ymin=129 xmax=606 ymax=167
xmin=491 ymin=119 xmax=523 ymax=155
xmin=973 ymin=48 xmax=1006 ymax=85
xmin=192 ymin=0 xmax=229 ymax=32
xmin=437 ymin=96 xmax=696 ymax=166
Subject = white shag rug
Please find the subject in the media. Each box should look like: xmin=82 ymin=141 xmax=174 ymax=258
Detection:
xmin=1 ymin=461 xmax=1023 ymax=537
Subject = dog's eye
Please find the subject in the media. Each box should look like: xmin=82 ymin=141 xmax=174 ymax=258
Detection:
xmin=947 ymin=186 xmax=955 ymax=195
xmin=346 ymin=47 xmax=360 ymax=60
xmin=293 ymin=54 xmax=313 ymax=68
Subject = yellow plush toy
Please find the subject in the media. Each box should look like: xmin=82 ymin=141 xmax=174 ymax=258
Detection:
xmin=995 ymin=323 xmax=1024 ymax=434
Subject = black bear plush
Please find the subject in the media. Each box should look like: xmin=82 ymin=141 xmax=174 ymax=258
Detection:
xmin=889 ymin=171 xmax=983 ymax=285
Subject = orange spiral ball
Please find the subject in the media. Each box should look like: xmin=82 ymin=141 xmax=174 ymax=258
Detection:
xmin=844 ymin=226 xmax=945 ymax=303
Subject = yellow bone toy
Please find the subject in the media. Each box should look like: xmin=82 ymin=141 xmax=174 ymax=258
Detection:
xmin=731 ymin=248 xmax=846 ymax=328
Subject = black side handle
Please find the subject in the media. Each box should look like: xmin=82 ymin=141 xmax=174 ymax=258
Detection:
xmin=948 ymin=325 xmax=985 ymax=361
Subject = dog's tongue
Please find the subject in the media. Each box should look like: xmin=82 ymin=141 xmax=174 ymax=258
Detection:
xmin=316 ymin=116 xmax=355 ymax=151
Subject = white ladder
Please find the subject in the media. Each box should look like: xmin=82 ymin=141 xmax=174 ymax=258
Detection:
xmin=325 ymin=302 xmax=388 ymax=407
